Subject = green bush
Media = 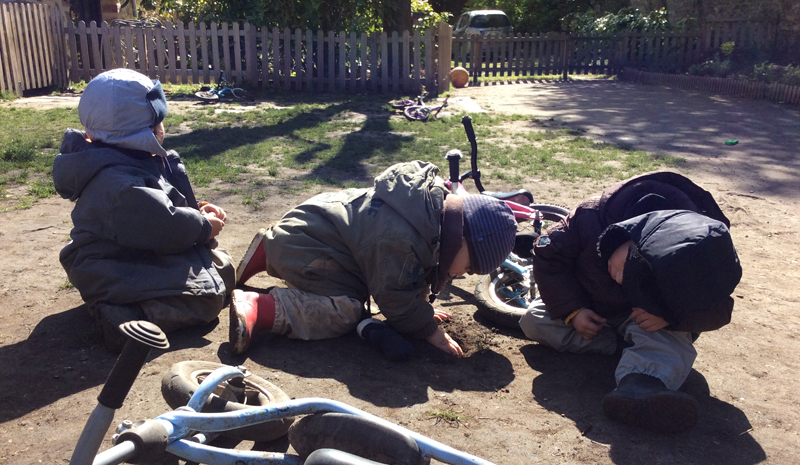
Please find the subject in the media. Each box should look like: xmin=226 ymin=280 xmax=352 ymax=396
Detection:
xmin=753 ymin=63 xmax=800 ymax=86
xmin=561 ymin=7 xmax=679 ymax=34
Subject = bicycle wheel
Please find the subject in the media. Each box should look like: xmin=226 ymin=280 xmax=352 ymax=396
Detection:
xmin=232 ymin=88 xmax=255 ymax=102
xmin=403 ymin=105 xmax=431 ymax=122
xmin=475 ymin=204 xmax=569 ymax=329
xmin=161 ymin=361 xmax=294 ymax=441
xmin=288 ymin=413 xmax=424 ymax=465
xmin=194 ymin=91 xmax=219 ymax=101
xmin=389 ymin=99 xmax=415 ymax=109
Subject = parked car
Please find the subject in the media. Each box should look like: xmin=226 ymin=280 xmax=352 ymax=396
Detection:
xmin=453 ymin=10 xmax=513 ymax=37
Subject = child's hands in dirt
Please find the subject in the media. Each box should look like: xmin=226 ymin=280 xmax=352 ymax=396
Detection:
xmin=630 ymin=307 xmax=668 ymax=332
xmin=572 ymin=308 xmax=607 ymax=340
xmin=426 ymin=327 xmax=463 ymax=357
xmin=432 ymin=308 xmax=452 ymax=323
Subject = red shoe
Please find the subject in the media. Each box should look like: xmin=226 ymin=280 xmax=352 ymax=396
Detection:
xmin=229 ymin=289 xmax=276 ymax=354
xmin=236 ymin=229 xmax=267 ymax=286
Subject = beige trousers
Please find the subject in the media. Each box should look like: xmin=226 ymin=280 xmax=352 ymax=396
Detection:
xmin=268 ymin=287 xmax=364 ymax=340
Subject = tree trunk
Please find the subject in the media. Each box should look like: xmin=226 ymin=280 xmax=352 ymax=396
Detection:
xmin=382 ymin=0 xmax=412 ymax=33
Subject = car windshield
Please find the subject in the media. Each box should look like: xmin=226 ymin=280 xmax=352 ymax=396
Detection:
xmin=470 ymin=14 xmax=511 ymax=28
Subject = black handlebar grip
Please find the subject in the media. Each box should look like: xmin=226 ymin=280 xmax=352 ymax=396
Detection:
xmin=445 ymin=149 xmax=463 ymax=187
xmin=462 ymin=115 xmax=476 ymax=144
xmin=97 ymin=340 xmax=153 ymax=409
xmin=97 ymin=321 xmax=169 ymax=410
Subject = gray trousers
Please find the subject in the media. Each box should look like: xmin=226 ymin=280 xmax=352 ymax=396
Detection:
xmin=140 ymin=247 xmax=235 ymax=333
xmin=519 ymin=298 xmax=696 ymax=390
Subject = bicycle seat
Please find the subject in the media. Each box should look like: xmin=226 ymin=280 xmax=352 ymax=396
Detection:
xmin=482 ymin=189 xmax=534 ymax=205
xmin=305 ymin=449 xmax=383 ymax=465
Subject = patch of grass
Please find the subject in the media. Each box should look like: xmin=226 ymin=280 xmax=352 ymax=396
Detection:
xmin=28 ymin=178 xmax=56 ymax=198
xmin=427 ymin=409 xmax=470 ymax=427
xmin=0 ymin=95 xmax=678 ymax=208
xmin=58 ymin=280 xmax=74 ymax=290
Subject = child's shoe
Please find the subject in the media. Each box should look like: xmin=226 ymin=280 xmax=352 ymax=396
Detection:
xmin=236 ymin=229 xmax=267 ymax=286
xmin=602 ymin=373 xmax=699 ymax=433
xmin=356 ymin=318 xmax=413 ymax=361
xmin=229 ymin=289 xmax=276 ymax=354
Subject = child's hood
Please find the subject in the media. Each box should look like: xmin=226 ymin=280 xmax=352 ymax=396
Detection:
xmin=372 ymin=161 xmax=446 ymax=245
xmin=53 ymin=128 xmax=153 ymax=201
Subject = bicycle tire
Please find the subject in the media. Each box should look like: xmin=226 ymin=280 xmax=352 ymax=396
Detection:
xmin=475 ymin=204 xmax=570 ymax=329
xmin=403 ymin=105 xmax=431 ymax=122
xmin=232 ymin=88 xmax=255 ymax=102
xmin=194 ymin=91 xmax=219 ymax=101
xmin=390 ymin=99 xmax=415 ymax=109
xmin=288 ymin=413 xmax=425 ymax=465
xmin=161 ymin=361 xmax=294 ymax=441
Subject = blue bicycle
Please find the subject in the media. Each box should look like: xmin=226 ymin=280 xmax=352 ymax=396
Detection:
xmin=69 ymin=321 xmax=496 ymax=465
xmin=195 ymin=71 xmax=255 ymax=102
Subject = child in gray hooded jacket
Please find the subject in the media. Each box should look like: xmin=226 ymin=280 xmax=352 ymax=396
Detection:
xmin=53 ymin=69 xmax=235 ymax=350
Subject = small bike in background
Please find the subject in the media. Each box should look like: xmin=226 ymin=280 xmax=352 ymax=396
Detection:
xmin=390 ymin=86 xmax=450 ymax=122
xmin=195 ymin=71 xmax=255 ymax=102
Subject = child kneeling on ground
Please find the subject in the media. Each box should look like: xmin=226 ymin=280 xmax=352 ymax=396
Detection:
xmin=520 ymin=172 xmax=742 ymax=433
xmin=231 ymin=161 xmax=518 ymax=359
xmin=53 ymin=69 xmax=235 ymax=351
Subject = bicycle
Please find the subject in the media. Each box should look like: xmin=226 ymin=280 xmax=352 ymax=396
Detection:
xmin=443 ymin=116 xmax=570 ymax=328
xmin=388 ymin=85 xmax=428 ymax=110
xmin=195 ymin=71 xmax=255 ymax=102
xmin=403 ymin=94 xmax=450 ymax=122
xmin=70 ymin=321 xmax=496 ymax=465
xmin=389 ymin=87 xmax=450 ymax=122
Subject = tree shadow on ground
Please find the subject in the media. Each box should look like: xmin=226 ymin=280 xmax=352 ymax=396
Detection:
xmin=0 ymin=305 xmax=219 ymax=424
xmin=166 ymin=101 xmax=412 ymax=184
xmin=520 ymin=344 xmax=766 ymax=465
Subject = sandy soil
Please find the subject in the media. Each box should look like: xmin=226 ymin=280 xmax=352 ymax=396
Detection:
xmin=1 ymin=79 xmax=799 ymax=464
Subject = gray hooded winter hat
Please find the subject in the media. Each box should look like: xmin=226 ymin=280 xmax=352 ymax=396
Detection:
xmin=78 ymin=68 xmax=168 ymax=157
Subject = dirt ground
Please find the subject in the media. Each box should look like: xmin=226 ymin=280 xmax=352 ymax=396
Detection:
xmin=1 ymin=79 xmax=799 ymax=465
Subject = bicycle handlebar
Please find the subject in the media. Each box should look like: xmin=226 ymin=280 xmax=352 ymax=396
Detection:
xmin=461 ymin=116 xmax=484 ymax=193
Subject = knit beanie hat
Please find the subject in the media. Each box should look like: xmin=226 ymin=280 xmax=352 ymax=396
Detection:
xmin=462 ymin=195 xmax=517 ymax=275
xmin=597 ymin=210 xmax=742 ymax=325
xmin=78 ymin=68 xmax=169 ymax=157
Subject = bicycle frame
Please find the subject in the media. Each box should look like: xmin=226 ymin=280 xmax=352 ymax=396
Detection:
xmin=74 ymin=331 xmax=496 ymax=465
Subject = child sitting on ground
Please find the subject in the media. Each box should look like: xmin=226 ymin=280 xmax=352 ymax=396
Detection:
xmin=53 ymin=69 xmax=235 ymax=351
xmin=519 ymin=172 xmax=742 ymax=433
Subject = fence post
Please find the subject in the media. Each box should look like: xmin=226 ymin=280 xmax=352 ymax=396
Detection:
xmin=562 ymin=33 xmax=568 ymax=80
xmin=437 ymin=22 xmax=451 ymax=95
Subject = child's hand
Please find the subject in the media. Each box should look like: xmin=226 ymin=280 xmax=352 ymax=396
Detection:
xmin=432 ymin=308 xmax=452 ymax=323
xmin=204 ymin=215 xmax=225 ymax=239
xmin=630 ymin=307 xmax=668 ymax=332
xmin=200 ymin=203 xmax=227 ymax=222
xmin=426 ymin=327 xmax=464 ymax=357
xmin=572 ymin=308 xmax=607 ymax=341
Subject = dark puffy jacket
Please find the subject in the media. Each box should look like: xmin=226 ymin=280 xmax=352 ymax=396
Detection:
xmin=531 ymin=171 xmax=737 ymax=332
xmin=53 ymin=129 xmax=225 ymax=307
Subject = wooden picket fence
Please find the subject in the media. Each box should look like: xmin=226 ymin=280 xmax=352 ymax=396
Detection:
xmin=65 ymin=20 xmax=453 ymax=94
xmin=621 ymin=68 xmax=800 ymax=106
xmin=452 ymin=31 xmax=708 ymax=82
xmin=0 ymin=2 xmax=68 ymax=95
